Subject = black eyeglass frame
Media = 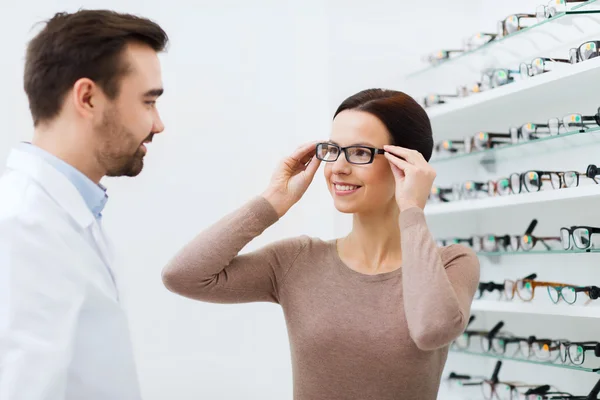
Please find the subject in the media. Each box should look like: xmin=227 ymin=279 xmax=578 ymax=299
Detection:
xmin=315 ymin=142 xmax=385 ymax=165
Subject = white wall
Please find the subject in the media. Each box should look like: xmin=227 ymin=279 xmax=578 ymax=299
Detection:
xmin=2 ymin=1 xmax=595 ymax=399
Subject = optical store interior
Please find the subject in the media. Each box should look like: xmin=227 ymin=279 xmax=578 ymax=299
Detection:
xmin=413 ymin=0 xmax=600 ymax=399
xmin=4 ymin=0 xmax=600 ymax=399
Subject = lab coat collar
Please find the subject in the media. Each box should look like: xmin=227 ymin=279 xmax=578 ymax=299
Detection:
xmin=6 ymin=147 xmax=96 ymax=228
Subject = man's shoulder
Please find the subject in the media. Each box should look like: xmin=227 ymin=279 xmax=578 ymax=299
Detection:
xmin=0 ymin=169 xmax=66 ymax=226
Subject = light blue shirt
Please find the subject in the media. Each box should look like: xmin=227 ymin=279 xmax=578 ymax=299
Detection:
xmin=17 ymin=142 xmax=108 ymax=220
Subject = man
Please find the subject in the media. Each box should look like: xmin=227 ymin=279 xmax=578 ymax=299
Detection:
xmin=0 ymin=10 xmax=168 ymax=399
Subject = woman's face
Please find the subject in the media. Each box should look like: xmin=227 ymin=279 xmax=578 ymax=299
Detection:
xmin=324 ymin=110 xmax=396 ymax=214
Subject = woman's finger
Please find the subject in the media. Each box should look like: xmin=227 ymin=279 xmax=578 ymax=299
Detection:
xmin=383 ymin=145 xmax=426 ymax=166
xmin=385 ymin=152 xmax=413 ymax=171
xmin=304 ymin=155 xmax=322 ymax=179
xmin=290 ymin=141 xmax=321 ymax=163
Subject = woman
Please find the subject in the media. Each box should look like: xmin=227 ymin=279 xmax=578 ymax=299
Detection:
xmin=162 ymin=88 xmax=480 ymax=399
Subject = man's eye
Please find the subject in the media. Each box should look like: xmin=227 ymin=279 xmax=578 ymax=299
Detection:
xmin=145 ymin=101 xmax=156 ymax=106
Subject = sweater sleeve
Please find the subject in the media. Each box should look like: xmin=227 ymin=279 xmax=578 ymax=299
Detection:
xmin=161 ymin=196 xmax=308 ymax=304
xmin=399 ymin=207 xmax=480 ymax=351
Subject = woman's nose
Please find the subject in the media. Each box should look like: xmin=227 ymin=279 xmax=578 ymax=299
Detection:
xmin=331 ymin=152 xmax=352 ymax=175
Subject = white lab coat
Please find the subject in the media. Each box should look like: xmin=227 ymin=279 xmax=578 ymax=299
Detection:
xmin=0 ymin=148 xmax=142 ymax=399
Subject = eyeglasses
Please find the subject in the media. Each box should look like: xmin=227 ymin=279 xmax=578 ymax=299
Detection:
xmin=519 ymin=57 xmax=570 ymax=79
xmin=476 ymin=281 xmax=505 ymax=300
xmin=315 ymin=142 xmax=385 ymax=165
xmin=422 ymin=93 xmax=459 ymax=107
xmin=437 ymin=131 xmax=515 ymax=155
xmin=506 ymin=168 xmax=597 ymax=195
xmin=548 ymin=285 xmax=600 ymax=304
xmin=552 ymin=108 xmax=600 ymax=134
xmin=559 ymin=341 xmax=600 ymax=365
xmin=423 ymin=49 xmax=464 ymax=64
xmin=560 ymin=225 xmax=600 ymax=250
xmin=463 ymin=32 xmax=498 ymax=51
xmin=536 ymin=0 xmax=583 ymax=21
xmin=570 ymin=40 xmax=600 ymax=64
xmin=481 ymin=68 xmax=520 ymax=90
xmin=483 ymin=380 xmax=541 ymax=400
xmin=498 ymin=13 xmax=537 ymax=37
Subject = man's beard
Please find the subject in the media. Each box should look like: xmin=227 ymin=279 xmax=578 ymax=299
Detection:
xmin=96 ymin=107 xmax=149 ymax=178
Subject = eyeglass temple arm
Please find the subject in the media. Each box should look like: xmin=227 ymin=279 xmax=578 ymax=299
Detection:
xmin=525 ymin=385 xmax=551 ymax=395
xmin=448 ymin=372 xmax=471 ymax=380
xmin=525 ymin=219 xmax=538 ymax=235
xmin=488 ymin=321 xmax=504 ymax=339
xmin=490 ymin=360 xmax=502 ymax=383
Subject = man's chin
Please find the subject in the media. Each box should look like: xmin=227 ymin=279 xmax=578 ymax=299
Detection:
xmin=106 ymin=155 xmax=144 ymax=177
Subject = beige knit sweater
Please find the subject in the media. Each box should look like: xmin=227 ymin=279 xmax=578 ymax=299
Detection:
xmin=162 ymin=196 xmax=480 ymax=400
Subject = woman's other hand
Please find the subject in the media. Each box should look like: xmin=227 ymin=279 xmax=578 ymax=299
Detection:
xmin=383 ymin=145 xmax=436 ymax=212
xmin=262 ymin=141 xmax=322 ymax=217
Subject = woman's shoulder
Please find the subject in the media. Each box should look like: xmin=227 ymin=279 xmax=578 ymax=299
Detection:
xmin=266 ymin=235 xmax=333 ymax=256
xmin=438 ymin=243 xmax=479 ymax=269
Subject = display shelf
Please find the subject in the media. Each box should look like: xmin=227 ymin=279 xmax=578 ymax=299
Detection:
xmin=406 ymin=2 xmax=600 ymax=81
xmin=424 ymin=55 xmax=600 ymax=124
xmin=450 ymin=349 xmax=600 ymax=373
xmin=425 ymin=185 xmax=600 ymax=216
xmin=471 ymin=300 xmax=600 ymax=318
xmin=477 ymin=249 xmax=600 ymax=256
xmin=430 ymin=128 xmax=600 ymax=165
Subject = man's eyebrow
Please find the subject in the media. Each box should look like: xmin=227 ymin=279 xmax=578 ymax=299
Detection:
xmin=143 ymin=88 xmax=164 ymax=97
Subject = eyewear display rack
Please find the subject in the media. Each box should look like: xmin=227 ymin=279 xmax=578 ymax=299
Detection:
xmin=403 ymin=2 xmax=600 ymax=399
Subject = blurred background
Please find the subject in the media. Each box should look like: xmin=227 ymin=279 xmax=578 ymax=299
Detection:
xmin=2 ymin=1 xmax=600 ymax=399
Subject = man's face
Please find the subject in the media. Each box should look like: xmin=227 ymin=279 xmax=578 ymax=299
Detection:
xmin=96 ymin=41 xmax=165 ymax=177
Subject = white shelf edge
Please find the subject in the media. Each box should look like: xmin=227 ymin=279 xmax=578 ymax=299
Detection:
xmin=425 ymin=185 xmax=600 ymax=216
xmin=424 ymin=57 xmax=600 ymax=121
xmin=471 ymin=300 xmax=600 ymax=318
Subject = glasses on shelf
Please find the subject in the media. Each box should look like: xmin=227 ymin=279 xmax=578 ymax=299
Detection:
xmin=476 ymin=281 xmax=505 ymax=300
xmin=481 ymin=68 xmax=520 ymax=90
xmin=315 ymin=142 xmax=385 ymax=165
xmin=519 ymin=57 xmax=571 ymax=79
xmin=423 ymin=49 xmax=464 ymax=65
xmin=483 ymin=380 xmax=541 ymax=400
xmin=559 ymin=341 xmax=600 ymax=365
xmin=422 ymin=93 xmax=459 ymax=107
xmin=504 ymin=273 xmax=538 ymax=300
xmin=498 ymin=13 xmax=538 ymax=37
xmin=570 ymin=40 xmax=600 ymax=64
xmin=560 ymin=225 xmax=600 ymax=250
xmin=536 ymin=0 xmax=585 ymax=21
xmin=463 ymin=32 xmax=498 ymax=51
xmin=548 ymin=285 xmax=600 ymax=304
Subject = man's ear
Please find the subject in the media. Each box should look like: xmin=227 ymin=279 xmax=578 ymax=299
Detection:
xmin=72 ymin=78 xmax=102 ymax=120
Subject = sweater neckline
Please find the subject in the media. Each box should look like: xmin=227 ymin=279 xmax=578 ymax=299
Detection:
xmin=327 ymin=239 xmax=403 ymax=282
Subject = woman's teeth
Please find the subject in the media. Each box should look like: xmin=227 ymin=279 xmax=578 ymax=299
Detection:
xmin=335 ymin=184 xmax=360 ymax=191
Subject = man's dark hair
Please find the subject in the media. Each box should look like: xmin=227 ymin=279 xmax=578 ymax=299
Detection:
xmin=334 ymin=89 xmax=434 ymax=161
xmin=24 ymin=9 xmax=169 ymax=126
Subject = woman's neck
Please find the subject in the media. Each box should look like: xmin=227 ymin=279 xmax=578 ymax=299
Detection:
xmin=338 ymin=202 xmax=402 ymax=275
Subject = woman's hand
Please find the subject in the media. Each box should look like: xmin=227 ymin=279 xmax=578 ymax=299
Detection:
xmin=262 ymin=141 xmax=322 ymax=217
xmin=383 ymin=145 xmax=436 ymax=212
